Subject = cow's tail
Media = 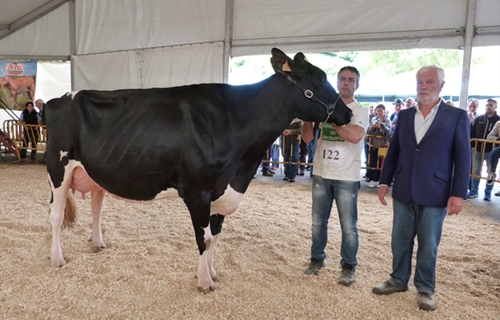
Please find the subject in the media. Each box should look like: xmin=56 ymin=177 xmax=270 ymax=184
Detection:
xmin=62 ymin=191 xmax=77 ymax=229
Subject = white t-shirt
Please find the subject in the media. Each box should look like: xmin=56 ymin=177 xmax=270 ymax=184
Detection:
xmin=313 ymin=100 xmax=369 ymax=181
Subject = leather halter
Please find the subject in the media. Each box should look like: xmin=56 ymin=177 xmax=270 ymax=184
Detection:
xmin=278 ymin=70 xmax=340 ymax=123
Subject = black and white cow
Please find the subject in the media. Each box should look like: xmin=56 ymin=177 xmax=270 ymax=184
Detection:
xmin=45 ymin=48 xmax=352 ymax=292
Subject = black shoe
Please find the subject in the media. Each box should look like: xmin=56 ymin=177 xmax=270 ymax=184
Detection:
xmin=304 ymin=258 xmax=324 ymax=275
xmin=299 ymin=170 xmax=305 ymax=176
xmin=262 ymin=170 xmax=274 ymax=177
xmin=283 ymin=177 xmax=289 ymax=181
xmin=288 ymin=178 xmax=295 ymax=183
xmin=338 ymin=265 xmax=355 ymax=286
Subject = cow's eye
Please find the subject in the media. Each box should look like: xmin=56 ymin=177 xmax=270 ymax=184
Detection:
xmin=319 ymin=77 xmax=326 ymax=84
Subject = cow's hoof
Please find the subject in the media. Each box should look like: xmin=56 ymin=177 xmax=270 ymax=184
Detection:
xmin=50 ymin=257 xmax=67 ymax=267
xmin=211 ymin=274 xmax=220 ymax=282
xmin=197 ymin=285 xmax=216 ymax=293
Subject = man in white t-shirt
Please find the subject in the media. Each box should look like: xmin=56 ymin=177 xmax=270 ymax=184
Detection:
xmin=302 ymin=66 xmax=369 ymax=286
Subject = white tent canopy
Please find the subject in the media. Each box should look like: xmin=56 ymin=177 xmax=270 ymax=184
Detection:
xmin=1 ymin=0 xmax=499 ymax=106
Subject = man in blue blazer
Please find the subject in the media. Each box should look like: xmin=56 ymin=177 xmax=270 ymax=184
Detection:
xmin=372 ymin=66 xmax=471 ymax=311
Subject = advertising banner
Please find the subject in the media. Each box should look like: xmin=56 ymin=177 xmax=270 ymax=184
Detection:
xmin=0 ymin=60 xmax=37 ymax=111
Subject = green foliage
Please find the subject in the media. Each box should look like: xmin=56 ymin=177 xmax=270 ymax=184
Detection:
xmin=355 ymin=49 xmax=463 ymax=77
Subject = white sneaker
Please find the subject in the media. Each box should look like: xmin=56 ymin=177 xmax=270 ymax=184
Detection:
xmin=376 ymin=182 xmax=380 ymax=188
xmin=368 ymin=181 xmax=376 ymax=188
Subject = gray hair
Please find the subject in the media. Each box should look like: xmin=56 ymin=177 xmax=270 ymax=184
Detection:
xmin=416 ymin=65 xmax=445 ymax=84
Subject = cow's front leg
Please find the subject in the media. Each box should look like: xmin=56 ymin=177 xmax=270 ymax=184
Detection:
xmin=89 ymin=190 xmax=106 ymax=251
xmin=207 ymin=213 xmax=225 ymax=281
xmin=184 ymin=193 xmax=215 ymax=293
xmin=197 ymin=226 xmax=215 ymax=293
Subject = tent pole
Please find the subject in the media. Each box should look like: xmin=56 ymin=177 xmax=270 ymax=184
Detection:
xmin=69 ymin=0 xmax=76 ymax=91
xmin=459 ymin=0 xmax=477 ymax=111
xmin=223 ymin=0 xmax=234 ymax=84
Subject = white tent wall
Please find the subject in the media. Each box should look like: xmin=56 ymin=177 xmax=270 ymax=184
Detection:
xmin=72 ymin=51 xmax=141 ymax=90
xmin=232 ymin=0 xmax=469 ymax=55
xmin=0 ymin=0 xmax=499 ymax=92
xmin=0 ymin=2 xmax=70 ymax=56
xmin=36 ymin=61 xmax=71 ymax=101
xmin=75 ymin=0 xmax=226 ymax=55
xmin=72 ymin=42 xmax=223 ymax=90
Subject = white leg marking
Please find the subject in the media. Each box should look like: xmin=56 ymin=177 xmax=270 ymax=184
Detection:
xmin=207 ymin=233 xmax=220 ymax=282
xmin=48 ymin=170 xmax=72 ymax=267
xmin=197 ymin=226 xmax=215 ymax=292
xmin=90 ymin=190 xmax=106 ymax=250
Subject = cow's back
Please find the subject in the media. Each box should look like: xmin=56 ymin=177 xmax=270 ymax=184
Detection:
xmin=67 ymin=88 xmax=240 ymax=200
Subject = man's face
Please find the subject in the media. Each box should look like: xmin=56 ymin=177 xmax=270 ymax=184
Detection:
xmin=35 ymin=101 xmax=43 ymax=109
xmin=467 ymin=101 xmax=478 ymax=114
xmin=369 ymin=105 xmax=374 ymax=114
xmin=486 ymin=101 xmax=497 ymax=115
xmin=405 ymin=98 xmax=414 ymax=108
xmin=394 ymin=104 xmax=403 ymax=113
xmin=337 ymin=70 xmax=359 ymax=99
xmin=417 ymin=69 xmax=444 ymax=105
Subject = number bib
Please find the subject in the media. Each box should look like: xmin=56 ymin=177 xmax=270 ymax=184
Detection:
xmin=320 ymin=145 xmax=346 ymax=167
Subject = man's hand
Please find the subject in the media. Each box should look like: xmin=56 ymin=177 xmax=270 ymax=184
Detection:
xmin=378 ymin=185 xmax=389 ymax=205
xmin=446 ymin=196 xmax=464 ymax=215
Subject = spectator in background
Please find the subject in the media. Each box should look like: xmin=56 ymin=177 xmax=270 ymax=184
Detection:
xmin=468 ymin=99 xmax=500 ymax=201
xmin=405 ymin=97 xmax=415 ymax=109
xmin=35 ymin=99 xmax=47 ymax=163
xmin=282 ymin=118 xmax=303 ymax=183
xmin=390 ymin=98 xmax=404 ymax=136
xmin=365 ymin=104 xmax=391 ymax=188
xmin=298 ymin=137 xmax=308 ymax=176
xmin=19 ymin=101 xmax=42 ymax=163
xmin=260 ymin=144 xmax=275 ymax=177
xmin=445 ymin=99 xmax=454 ymax=106
xmin=467 ymin=98 xmax=479 ymax=122
xmin=486 ymin=120 xmax=500 ymax=194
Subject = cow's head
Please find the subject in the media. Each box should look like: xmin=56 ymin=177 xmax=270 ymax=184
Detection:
xmin=270 ymin=48 xmax=352 ymax=125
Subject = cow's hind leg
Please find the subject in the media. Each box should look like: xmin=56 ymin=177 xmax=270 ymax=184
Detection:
xmin=48 ymin=175 xmax=73 ymax=267
xmin=207 ymin=214 xmax=225 ymax=282
xmin=89 ymin=190 xmax=106 ymax=251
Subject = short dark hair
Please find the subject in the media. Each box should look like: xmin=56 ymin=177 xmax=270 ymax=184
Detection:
xmin=375 ymin=103 xmax=385 ymax=111
xmin=338 ymin=66 xmax=360 ymax=85
xmin=487 ymin=98 xmax=497 ymax=106
xmin=25 ymin=101 xmax=34 ymax=108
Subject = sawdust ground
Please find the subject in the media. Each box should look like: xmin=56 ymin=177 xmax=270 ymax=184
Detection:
xmin=1 ymin=163 xmax=499 ymax=319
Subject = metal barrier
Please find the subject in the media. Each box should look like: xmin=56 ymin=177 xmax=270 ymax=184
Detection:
xmin=470 ymin=138 xmax=500 ymax=184
xmin=1 ymin=120 xmax=47 ymax=160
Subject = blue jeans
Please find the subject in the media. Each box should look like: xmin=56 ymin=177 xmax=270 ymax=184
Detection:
xmin=284 ymin=143 xmax=299 ymax=179
xmin=310 ymin=176 xmax=360 ymax=267
xmin=470 ymin=149 xmax=493 ymax=193
xmin=389 ymin=199 xmax=447 ymax=295
xmin=490 ymin=147 xmax=500 ymax=174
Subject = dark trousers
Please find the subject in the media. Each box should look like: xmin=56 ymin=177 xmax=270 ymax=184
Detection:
xmin=366 ymin=147 xmax=380 ymax=182
xmin=20 ymin=129 xmax=39 ymax=160
xmin=284 ymin=143 xmax=300 ymax=179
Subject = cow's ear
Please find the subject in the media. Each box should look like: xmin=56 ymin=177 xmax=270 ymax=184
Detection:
xmin=294 ymin=52 xmax=309 ymax=63
xmin=271 ymin=48 xmax=292 ymax=73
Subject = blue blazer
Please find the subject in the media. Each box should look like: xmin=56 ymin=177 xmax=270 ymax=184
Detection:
xmin=380 ymin=101 xmax=471 ymax=208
